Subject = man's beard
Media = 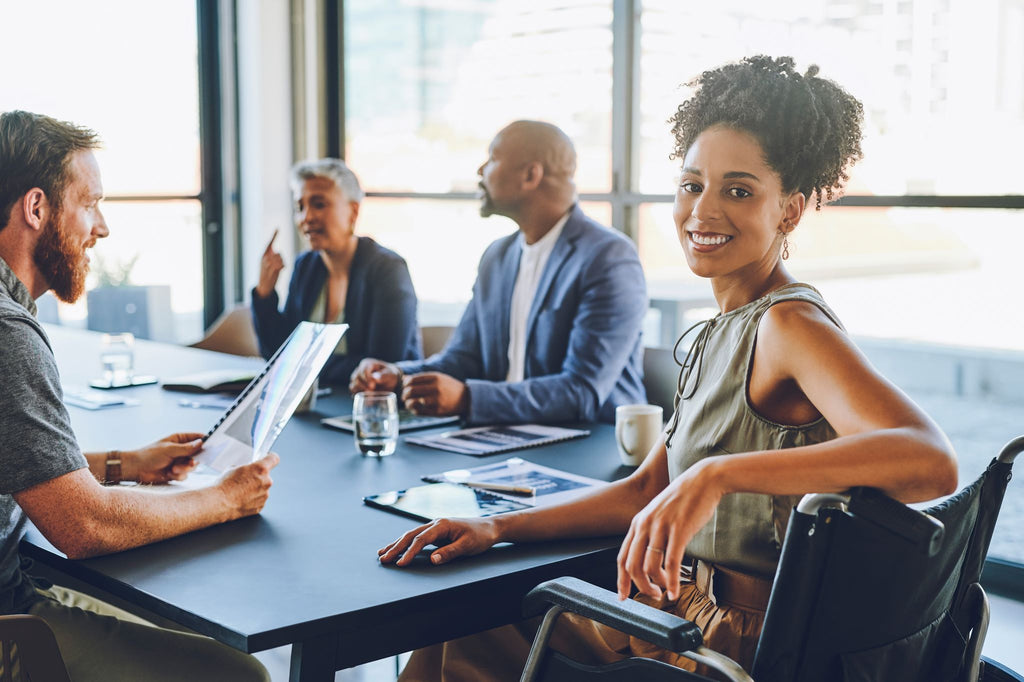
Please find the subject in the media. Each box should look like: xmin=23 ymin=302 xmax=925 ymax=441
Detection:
xmin=33 ymin=213 xmax=88 ymax=303
xmin=479 ymin=185 xmax=495 ymax=218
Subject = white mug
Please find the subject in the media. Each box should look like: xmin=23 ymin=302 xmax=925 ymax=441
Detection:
xmin=615 ymin=404 xmax=663 ymax=466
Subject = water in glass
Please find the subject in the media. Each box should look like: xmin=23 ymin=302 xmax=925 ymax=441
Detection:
xmin=100 ymin=333 xmax=135 ymax=386
xmin=353 ymin=391 xmax=398 ymax=457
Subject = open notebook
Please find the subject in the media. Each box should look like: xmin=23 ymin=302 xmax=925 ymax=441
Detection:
xmin=196 ymin=322 xmax=348 ymax=472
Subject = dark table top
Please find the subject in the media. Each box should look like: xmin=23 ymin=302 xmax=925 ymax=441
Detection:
xmin=24 ymin=326 xmax=632 ymax=667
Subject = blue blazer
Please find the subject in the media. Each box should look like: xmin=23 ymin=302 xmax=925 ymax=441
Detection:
xmin=399 ymin=205 xmax=647 ymax=424
xmin=251 ymin=236 xmax=421 ymax=385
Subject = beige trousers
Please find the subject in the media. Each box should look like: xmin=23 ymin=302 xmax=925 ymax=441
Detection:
xmin=23 ymin=584 xmax=269 ymax=682
xmin=399 ymin=579 xmax=765 ymax=682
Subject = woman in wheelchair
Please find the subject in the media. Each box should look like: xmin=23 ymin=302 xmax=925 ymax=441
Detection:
xmin=378 ymin=55 xmax=959 ymax=680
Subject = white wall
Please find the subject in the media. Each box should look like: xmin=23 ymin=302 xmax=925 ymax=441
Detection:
xmin=236 ymin=0 xmax=296 ymax=302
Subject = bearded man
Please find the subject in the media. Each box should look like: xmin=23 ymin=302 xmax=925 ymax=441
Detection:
xmin=0 ymin=110 xmax=275 ymax=681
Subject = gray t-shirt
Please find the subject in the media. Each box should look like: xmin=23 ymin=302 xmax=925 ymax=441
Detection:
xmin=0 ymin=257 xmax=86 ymax=613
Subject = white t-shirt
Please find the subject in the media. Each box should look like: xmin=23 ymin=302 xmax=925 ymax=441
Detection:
xmin=506 ymin=212 xmax=569 ymax=382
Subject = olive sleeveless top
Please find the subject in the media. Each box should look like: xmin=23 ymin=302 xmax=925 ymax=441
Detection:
xmin=664 ymin=283 xmax=842 ymax=577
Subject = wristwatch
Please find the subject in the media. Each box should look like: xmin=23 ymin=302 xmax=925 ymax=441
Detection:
xmin=105 ymin=451 xmax=123 ymax=485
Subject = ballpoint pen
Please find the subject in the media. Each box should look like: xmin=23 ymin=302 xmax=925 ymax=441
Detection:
xmin=456 ymin=480 xmax=536 ymax=496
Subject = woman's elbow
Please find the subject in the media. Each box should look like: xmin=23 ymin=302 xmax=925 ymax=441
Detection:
xmin=911 ymin=437 xmax=959 ymax=502
xmin=931 ymin=448 xmax=959 ymax=498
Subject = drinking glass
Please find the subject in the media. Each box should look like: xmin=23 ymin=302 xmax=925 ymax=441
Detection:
xmin=352 ymin=391 xmax=398 ymax=457
xmin=100 ymin=333 xmax=135 ymax=387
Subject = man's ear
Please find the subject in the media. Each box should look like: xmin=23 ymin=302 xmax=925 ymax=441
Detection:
xmin=20 ymin=188 xmax=50 ymax=232
xmin=521 ymin=162 xmax=545 ymax=191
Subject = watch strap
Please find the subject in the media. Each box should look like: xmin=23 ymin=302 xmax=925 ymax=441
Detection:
xmin=105 ymin=451 xmax=123 ymax=485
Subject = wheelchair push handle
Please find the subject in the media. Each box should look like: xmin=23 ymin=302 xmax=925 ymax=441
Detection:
xmin=998 ymin=435 xmax=1024 ymax=464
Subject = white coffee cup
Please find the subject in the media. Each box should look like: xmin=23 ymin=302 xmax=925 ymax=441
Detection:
xmin=615 ymin=404 xmax=663 ymax=466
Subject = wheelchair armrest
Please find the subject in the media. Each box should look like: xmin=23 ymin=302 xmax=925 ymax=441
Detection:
xmin=847 ymin=487 xmax=945 ymax=556
xmin=523 ymin=576 xmax=703 ymax=653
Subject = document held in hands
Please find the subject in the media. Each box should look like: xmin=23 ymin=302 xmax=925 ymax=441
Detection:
xmin=197 ymin=322 xmax=348 ymax=472
xmin=405 ymin=423 xmax=590 ymax=456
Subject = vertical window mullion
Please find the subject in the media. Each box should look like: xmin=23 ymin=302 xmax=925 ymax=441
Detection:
xmin=197 ymin=0 xmax=226 ymax=329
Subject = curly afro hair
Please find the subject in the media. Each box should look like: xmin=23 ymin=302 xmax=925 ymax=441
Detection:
xmin=669 ymin=55 xmax=864 ymax=210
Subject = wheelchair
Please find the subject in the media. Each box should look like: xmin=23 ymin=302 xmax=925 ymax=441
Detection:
xmin=521 ymin=437 xmax=1024 ymax=682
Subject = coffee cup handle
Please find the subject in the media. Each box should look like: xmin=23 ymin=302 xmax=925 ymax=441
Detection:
xmin=615 ymin=418 xmax=634 ymax=456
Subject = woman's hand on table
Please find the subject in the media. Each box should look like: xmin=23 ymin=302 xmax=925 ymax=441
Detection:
xmin=378 ymin=517 xmax=500 ymax=567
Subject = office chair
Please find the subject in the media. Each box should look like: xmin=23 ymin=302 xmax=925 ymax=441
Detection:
xmin=0 ymin=614 xmax=71 ymax=682
xmin=419 ymin=325 xmax=456 ymax=358
xmin=642 ymin=346 xmax=679 ymax=415
xmin=521 ymin=437 xmax=1024 ymax=682
xmin=188 ymin=305 xmax=261 ymax=357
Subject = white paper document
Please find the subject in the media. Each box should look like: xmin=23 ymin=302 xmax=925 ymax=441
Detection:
xmin=198 ymin=322 xmax=348 ymax=472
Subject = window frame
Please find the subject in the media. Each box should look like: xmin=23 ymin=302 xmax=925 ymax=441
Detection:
xmin=198 ymin=0 xmax=229 ymax=329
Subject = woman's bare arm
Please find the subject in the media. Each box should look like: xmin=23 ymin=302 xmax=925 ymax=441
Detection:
xmin=620 ymin=301 xmax=957 ymax=600
xmin=378 ymin=438 xmax=671 ymax=567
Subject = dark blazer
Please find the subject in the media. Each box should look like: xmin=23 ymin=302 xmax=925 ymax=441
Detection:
xmin=398 ymin=205 xmax=647 ymax=424
xmin=251 ymin=236 xmax=421 ymax=385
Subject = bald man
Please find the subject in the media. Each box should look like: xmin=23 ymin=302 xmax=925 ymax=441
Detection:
xmin=351 ymin=120 xmax=647 ymax=424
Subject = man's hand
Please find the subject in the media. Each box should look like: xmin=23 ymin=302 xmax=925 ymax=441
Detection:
xmin=255 ymin=229 xmax=285 ymax=299
xmin=217 ymin=453 xmax=280 ymax=520
xmin=123 ymin=432 xmax=204 ymax=484
xmin=350 ymin=358 xmax=401 ymax=393
xmin=401 ymin=372 xmax=468 ymax=416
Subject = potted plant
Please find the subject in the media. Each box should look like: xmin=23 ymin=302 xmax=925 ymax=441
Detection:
xmin=86 ymin=254 xmax=174 ymax=342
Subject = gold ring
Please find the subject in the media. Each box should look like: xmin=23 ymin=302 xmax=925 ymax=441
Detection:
xmin=646 ymin=547 xmax=665 ymax=554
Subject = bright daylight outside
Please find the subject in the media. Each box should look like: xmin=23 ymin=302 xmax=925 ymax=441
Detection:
xmin=0 ymin=0 xmax=204 ymax=343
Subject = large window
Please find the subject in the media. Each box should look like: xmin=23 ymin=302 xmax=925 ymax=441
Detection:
xmin=0 ymin=0 xmax=216 ymax=343
xmin=636 ymin=0 xmax=1024 ymax=350
xmin=339 ymin=0 xmax=1024 ymax=573
xmin=344 ymin=0 xmax=614 ymax=195
xmin=631 ymin=2 xmax=1024 ymax=571
xmin=343 ymin=0 xmax=616 ymax=320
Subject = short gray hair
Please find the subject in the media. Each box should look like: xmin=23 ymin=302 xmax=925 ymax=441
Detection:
xmin=290 ymin=158 xmax=364 ymax=203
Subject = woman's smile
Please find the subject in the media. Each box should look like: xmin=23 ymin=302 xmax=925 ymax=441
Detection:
xmin=688 ymin=231 xmax=733 ymax=249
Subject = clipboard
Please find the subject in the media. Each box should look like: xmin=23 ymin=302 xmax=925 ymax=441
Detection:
xmin=363 ymin=481 xmax=532 ymax=522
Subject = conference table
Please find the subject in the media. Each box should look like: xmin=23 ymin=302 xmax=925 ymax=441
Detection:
xmin=22 ymin=326 xmax=632 ymax=681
